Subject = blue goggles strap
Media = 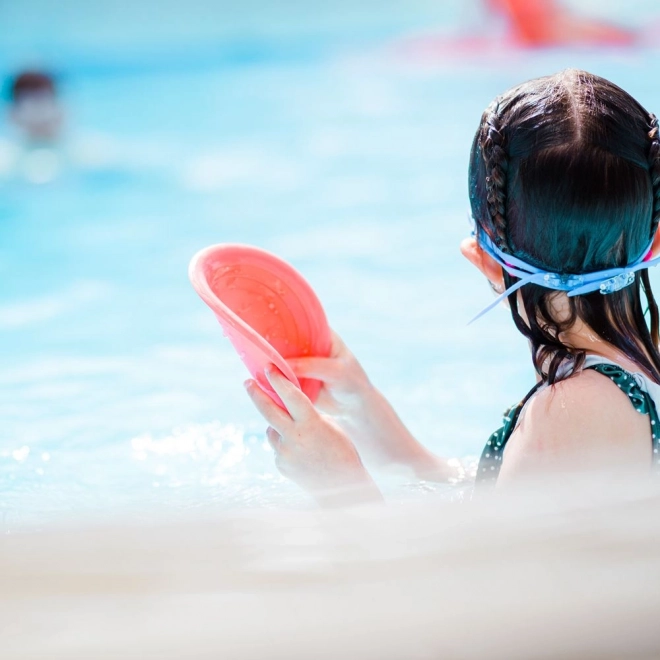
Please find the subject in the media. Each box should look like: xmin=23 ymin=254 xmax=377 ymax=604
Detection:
xmin=470 ymin=230 xmax=660 ymax=324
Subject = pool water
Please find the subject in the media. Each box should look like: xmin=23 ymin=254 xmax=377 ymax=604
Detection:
xmin=2 ymin=0 xmax=660 ymax=527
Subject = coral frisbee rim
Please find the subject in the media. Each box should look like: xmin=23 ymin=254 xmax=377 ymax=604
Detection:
xmin=188 ymin=243 xmax=331 ymax=409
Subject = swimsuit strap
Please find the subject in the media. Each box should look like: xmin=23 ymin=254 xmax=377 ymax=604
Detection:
xmin=587 ymin=363 xmax=660 ymax=474
xmin=476 ymin=363 xmax=660 ymax=485
xmin=476 ymin=381 xmax=543 ymax=484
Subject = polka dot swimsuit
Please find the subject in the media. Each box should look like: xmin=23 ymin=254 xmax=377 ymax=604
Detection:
xmin=476 ymin=360 xmax=660 ymax=485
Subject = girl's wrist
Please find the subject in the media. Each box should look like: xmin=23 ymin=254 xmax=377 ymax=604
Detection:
xmin=339 ymin=381 xmax=389 ymax=428
xmin=355 ymin=385 xmax=418 ymax=444
xmin=349 ymin=387 xmax=459 ymax=481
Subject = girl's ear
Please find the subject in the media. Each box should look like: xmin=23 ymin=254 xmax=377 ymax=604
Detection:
xmin=460 ymin=236 xmax=505 ymax=290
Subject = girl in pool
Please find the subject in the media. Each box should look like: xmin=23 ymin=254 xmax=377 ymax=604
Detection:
xmin=245 ymin=69 xmax=660 ymax=505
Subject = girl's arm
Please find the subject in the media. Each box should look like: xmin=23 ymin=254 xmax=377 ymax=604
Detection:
xmin=287 ymin=331 xmax=460 ymax=482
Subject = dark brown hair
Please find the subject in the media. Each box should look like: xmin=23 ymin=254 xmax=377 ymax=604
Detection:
xmin=10 ymin=71 xmax=56 ymax=102
xmin=469 ymin=69 xmax=660 ymax=384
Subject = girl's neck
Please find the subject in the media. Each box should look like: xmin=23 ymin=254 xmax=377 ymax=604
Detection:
xmin=561 ymin=318 xmax=657 ymax=381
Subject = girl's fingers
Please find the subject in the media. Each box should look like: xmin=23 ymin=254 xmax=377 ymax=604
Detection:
xmin=286 ymin=329 xmax=349 ymax=380
xmin=286 ymin=357 xmax=339 ymax=383
xmin=266 ymin=427 xmax=292 ymax=479
xmin=244 ymin=379 xmax=292 ymax=434
xmin=266 ymin=426 xmax=283 ymax=451
xmin=329 ymin=329 xmax=347 ymax=357
xmin=265 ymin=366 xmax=315 ymax=421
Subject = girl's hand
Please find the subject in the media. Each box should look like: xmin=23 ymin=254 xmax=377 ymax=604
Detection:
xmin=286 ymin=330 xmax=373 ymax=421
xmin=244 ymin=365 xmax=382 ymax=507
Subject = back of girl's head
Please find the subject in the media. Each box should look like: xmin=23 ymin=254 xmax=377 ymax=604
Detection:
xmin=468 ymin=69 xmax=660 ymax=383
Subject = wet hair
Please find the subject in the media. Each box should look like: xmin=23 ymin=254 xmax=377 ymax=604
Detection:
xmin=9 ymin=71 xmax=56 ymax=103
xmin=469 ymin=69 xmax=660 ymax=384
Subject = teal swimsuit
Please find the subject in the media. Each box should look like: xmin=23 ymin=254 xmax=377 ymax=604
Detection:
xmin=476 ymin=362 xmax=660 ymax=484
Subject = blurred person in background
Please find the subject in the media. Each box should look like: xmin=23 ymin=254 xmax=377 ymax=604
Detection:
xmin=0 ymin=68 xmax=149 ymax=186
xmin=9 ymin=70 xmax=63 ymax=143
xmin=0 ymin=70 xmax=66 ymax=184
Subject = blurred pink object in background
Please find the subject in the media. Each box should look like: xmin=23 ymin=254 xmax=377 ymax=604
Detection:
xmin=489 ymin=0 xmax=635 ymax=47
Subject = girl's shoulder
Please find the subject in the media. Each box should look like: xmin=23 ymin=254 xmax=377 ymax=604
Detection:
xmin=497 ymin=366 xmax=652 ymax=482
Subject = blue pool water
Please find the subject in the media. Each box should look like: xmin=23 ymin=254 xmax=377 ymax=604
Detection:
xmin=2 ymin=1 xmax=660 ymax=527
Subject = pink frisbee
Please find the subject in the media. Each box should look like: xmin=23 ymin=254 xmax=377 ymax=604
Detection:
xmin=188 ymin=244 xmax=331 ymax=409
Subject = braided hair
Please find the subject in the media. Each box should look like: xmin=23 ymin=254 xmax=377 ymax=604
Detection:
xmin=469 ymin=69 xmax=660 ymax=384
xmin=482 ymin=105 xmax=510 ymax=252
